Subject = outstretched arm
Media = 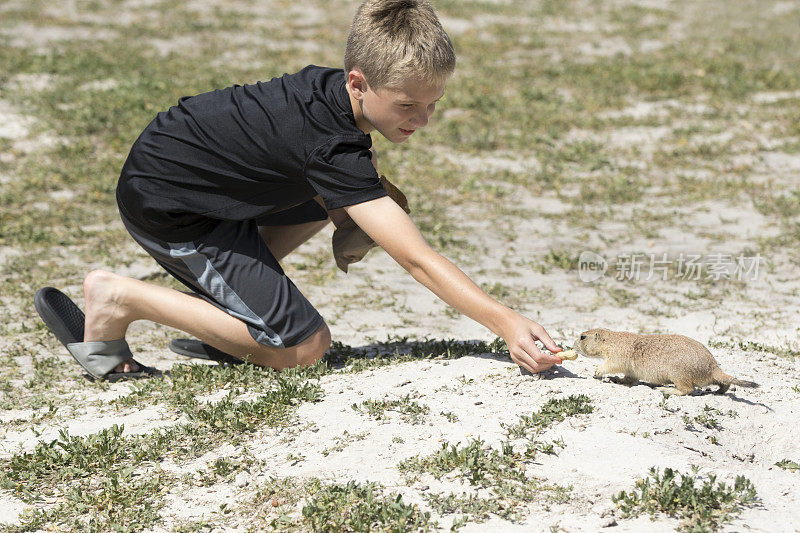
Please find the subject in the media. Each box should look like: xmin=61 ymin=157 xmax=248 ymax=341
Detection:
xmin=344 ymin=196 xmax=563 ymax=373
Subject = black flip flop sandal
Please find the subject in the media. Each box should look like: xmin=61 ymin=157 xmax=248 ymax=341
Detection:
xmin=34 ymin=287 xmax=159 ymax=381
xmin=169 ymin=338 xmax=242 ymax=364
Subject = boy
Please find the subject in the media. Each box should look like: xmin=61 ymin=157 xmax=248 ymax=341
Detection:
xmin=34 ymin=0 xmax=563 ymax=381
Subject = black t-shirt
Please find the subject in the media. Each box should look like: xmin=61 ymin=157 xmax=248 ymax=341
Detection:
xmin=116 ymin=65 xmax=387 ymax=240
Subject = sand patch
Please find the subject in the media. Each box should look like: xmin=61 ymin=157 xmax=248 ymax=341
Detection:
xmin=0 ymin=23 xmax=118 ymax=50
xmin=4 ymin=73 xmax=59 ymax=92
xmin=0 ymin=100 xmax=33 ymax=140
xmin=599 ymin=99 xmax=714 ymax=120
xmin=760 ymin=151 xmax=800 ymax=172
xmin=440 ymin=148 xmax=542 ymax=174
xmin=576 ymin=36 xmax=633 ymax=58
xmin=751 ymin=90 xmax=800 ymax=105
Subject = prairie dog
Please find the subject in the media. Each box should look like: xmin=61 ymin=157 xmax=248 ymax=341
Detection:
xmin=573 ymin=328 xmax=758 ymax=396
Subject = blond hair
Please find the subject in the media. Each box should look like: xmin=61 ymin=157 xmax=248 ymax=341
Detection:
xmin=344 ymin=0 xmax=456 ymax=89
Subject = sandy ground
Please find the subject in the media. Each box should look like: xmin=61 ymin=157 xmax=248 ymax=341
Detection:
xmin=1 ymin=213 xmax=798 ymax=531
xmin=1 ymin=0 xmax=799 ymax=531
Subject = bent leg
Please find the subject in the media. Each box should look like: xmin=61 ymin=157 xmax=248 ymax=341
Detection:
xmin=84 ymin=270 xmax=330 ymax=370
xmin=259 ymin=218 xmax=330 ymax=262
xmin=105 ymin=214 xmax=331 ymax=372
xmin=255 ymin=196 xmax=331 ymax=261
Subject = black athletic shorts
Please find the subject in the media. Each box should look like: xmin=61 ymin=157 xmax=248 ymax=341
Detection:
xmin=118 ymin=200 xmax=328 ymax=348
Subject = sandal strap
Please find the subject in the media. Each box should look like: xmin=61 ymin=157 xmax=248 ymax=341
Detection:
xmin=66 ymin=339 xmax=133 ymax=379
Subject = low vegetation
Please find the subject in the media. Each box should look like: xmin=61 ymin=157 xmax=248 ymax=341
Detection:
xmin=398 ymin=395 xmax=592 ymax=525
xmin=244 ymin=477 xmax=437 ymax=532
xmin=352 ymin=395 xmax=430 ymax=424
xmin=613 ymin=467 xmax=758 ymax=532
xmin=0 ymin=0 xmax=795 ymax=529
xmin=775 ymin=459 xmax=799 ymax=472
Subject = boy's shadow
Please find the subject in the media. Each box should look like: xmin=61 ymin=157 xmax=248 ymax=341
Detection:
xmin=165 ymin=336 xmax=578 ymax=379
xmin=518 ymin=364 xmax=579 ymax=379
xmin=323 ymin=337 xmax=579 ymax=379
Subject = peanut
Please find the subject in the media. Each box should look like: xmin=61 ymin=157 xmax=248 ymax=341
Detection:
xmin=559 ymin=349 xmax=579 ymax=360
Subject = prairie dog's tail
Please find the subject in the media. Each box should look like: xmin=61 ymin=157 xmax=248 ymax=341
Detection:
xmin=713 ymin=369 xmax=759 ymax=388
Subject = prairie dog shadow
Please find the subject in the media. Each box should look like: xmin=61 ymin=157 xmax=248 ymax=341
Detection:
xmin=597 ymin=376 xmax=771 ymax=409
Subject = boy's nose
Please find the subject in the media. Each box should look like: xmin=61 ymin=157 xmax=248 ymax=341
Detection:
xmin=411 ymin=108 xmax=430 ymax=128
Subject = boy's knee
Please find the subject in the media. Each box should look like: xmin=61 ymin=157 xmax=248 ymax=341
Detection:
xmin=245 ymin=321 xmax=330 ymax=370
xmin=294 ymin=321 xmax=331 ymax=367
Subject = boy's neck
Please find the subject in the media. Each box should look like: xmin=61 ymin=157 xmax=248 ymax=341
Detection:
xmin=345 ymin=82 xmax=374 ymax=135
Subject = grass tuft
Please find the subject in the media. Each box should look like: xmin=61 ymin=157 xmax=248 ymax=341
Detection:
xmin=398 ymin=395 xmax=591 ymax=524
xmin=613 ymin=467 xmax=758 ymax=532
xmin=302 ymin=480 xmax=437 ymax=532
xmin=775 ymin=459 xmax=799 ymax=472
xmin=352 ymin=395 xmax=430 ymax=425
xmin=246 ymin=477 xmax=437 ymax=532
xmin=501 ymin=395 xmax=594 ymax=439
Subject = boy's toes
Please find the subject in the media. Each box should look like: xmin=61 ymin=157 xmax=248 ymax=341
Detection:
xmin=114 ymin=359 xmax=140 ymax=373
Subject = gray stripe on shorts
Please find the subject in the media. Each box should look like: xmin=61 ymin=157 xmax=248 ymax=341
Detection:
xmin=168 ymin=242 xmax=285 ymax=348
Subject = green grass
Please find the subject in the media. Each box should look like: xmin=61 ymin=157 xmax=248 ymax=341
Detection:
xmin=114 ymin=359 xmax=324 ymax=409
xmin=244 ymin=477 xmax=437 ymax=532
xmin=0 ymin=336 xmax=515 ymax=530
xmin=775 ymin=459 xmax=799 ymax=472
xmin=401 ymin=435 xmax=572 ymax=525
xmin=613 ymin=467 xmax=758 ymax=532
xmin=302 ymin=480 xmax=436 ymax=532
xmin=2 ymin=0 xmax=799 ymax=529
xmin=401 ymin=437 xmax=526 ymax=486
xmin=707 ymin=338 xmax=800 ymax=358
xmin=397 ymin=395 xmax=591 ymax=524
xmin=681 ymin=406 xmax=737 ymax=432
xmin=440 ymin=410 xmax=459 ymax=423
xmin=0 ymin=424 xmax=173 ymax=532
xmin=0 ymin=362 xmax=325 ymax=531
xmin=321 ymin=430 xmax=370 ymax=457
xmin=352 ymin=395 xmax=430 ymax=425
xmin=501 ymin=395 xmax=594 ymax=439
xmin=6 ymin=471 xmax=171 ymax=533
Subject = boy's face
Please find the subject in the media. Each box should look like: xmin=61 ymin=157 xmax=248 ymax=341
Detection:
xmin=347 ymin=70 xmax=446 ymax=143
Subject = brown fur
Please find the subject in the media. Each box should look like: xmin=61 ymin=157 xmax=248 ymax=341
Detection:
xmin=573 ymin=328 xmax=758 ymax=395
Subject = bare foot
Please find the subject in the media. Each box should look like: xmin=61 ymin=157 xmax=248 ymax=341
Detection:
xmin=83 ymin=269 xmax=139 ymax=373
xmin=115 ymin=359 xmax=141 ymax=373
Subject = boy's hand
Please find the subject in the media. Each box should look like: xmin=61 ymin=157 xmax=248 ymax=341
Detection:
xmin=500 ymin=313 xmax=563 ymax=374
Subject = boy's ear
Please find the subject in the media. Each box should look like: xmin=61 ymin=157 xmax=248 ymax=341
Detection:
xmin=347 ymin=69 xmax=369 ymax=99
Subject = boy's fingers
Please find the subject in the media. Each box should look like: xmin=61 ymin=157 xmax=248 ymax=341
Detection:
xmin=521 ymin=337 xmax=560 ymax=366
xmin=512 ymin=345 xmax=542 ymax=373
xmin=533 ymin=326 xmax=560 ymax=353
xmin=521 ymin=336 xmax=552 ymax=361
xmin=532 ymin=344 xmax=562 ymax=365
xmin=513 ymin=351 xmax=537 ymax=373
